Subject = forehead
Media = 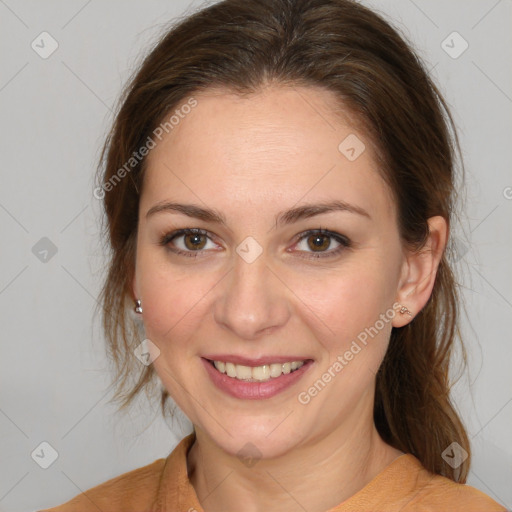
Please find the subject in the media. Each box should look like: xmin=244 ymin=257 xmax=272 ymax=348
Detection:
xmin=141 ymin=85 xmax=394 ymax=223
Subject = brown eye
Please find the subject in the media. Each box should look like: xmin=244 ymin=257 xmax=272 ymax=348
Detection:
xmin=307 ymin=234 xmax=331 ymax=252
xmin=294 ymin=229 xmax=351 ymax=259
xmin=183 ymin=232 xmax=207 ymax=250
xmin=160 ymin=228 xmax=217 ymax=257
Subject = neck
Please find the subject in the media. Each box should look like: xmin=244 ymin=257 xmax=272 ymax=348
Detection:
xmin=187 ymin=412 xmax=403 ymax=512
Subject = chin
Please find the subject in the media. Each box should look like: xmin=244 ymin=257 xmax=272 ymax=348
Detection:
xmin=197 ymin=414 xmax=308 ymax=461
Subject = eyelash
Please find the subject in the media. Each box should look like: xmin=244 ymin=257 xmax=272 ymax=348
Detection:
xmin=159 ymin=228 xmax=351 ymax=260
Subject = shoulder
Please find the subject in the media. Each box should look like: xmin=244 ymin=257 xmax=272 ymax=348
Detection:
xmin=38 ymin=457 xmax=167 ymax=512
xmin=400 ymin=457 xmax=507 ymax=512
xmin=412 ymin=476 xmax=507 ymax=511
xmin=38 ymin=433 xmax=196 ymax=512
xmin=345 ymin=453 xmax=508 ymax=512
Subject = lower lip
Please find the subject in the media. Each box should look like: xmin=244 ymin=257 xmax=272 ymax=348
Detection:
xmin=201 ymin=358 xmax=313 ymax=400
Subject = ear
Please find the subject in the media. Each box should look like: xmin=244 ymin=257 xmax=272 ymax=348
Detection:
xmin=130 ymin=262 xmax=139 ymax=301
xmin=392 ymin=216 xmax=448 ymax=327
xmin=130 ymin=232 xmax=140 ymax=301
xmin=132 ymin=276 xmax=138 ymax=301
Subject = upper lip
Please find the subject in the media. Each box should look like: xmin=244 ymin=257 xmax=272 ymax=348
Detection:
xmin=202 ymin=354 xmax=313 ymax=367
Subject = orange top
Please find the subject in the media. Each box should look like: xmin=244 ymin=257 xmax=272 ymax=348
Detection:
xmin=41 ymin=433 xmax=506 ymax=512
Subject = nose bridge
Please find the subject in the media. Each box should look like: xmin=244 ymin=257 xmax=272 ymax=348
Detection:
xmin=213 ymin=242 xmax=290 ymax=339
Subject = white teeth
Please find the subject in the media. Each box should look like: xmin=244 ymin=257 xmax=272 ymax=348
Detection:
xmin=236 ymin=364 xmax=252 ymax=380
xmin=252 ymin=365 xmax=270 ymax=381
xmin=212 ymin=360 xmax=305 ymax=381
xmin=270 ymin=363 xmax=282 ymax=378
xmin=225 ymin=362 xmax=237 ymax=378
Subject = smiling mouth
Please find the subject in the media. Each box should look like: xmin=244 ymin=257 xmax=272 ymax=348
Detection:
xmin=206 ymin=359 xmax=310 ymax=382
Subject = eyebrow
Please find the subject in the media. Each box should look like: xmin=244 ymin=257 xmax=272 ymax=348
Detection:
xmin=145 ymin=199 xmax=371 ymax=225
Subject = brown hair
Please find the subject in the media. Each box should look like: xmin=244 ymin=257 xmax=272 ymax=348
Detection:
xmin=95 ymin=0 xmax=470 ymax=481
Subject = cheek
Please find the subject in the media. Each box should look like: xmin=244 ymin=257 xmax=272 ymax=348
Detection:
xmin=285 ymin=260 xmax=396 ymax=354
xmin=292 ymin=268 xmax=396 ymax=415
xmin=135 ymin=249 xmax=217 ymax=345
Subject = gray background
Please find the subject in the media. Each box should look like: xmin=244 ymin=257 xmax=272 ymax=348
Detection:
xmin=0 ymin=0 xmax=511 ymax=510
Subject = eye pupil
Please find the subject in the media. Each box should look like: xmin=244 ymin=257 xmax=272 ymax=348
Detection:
xmin=185 ymin=234 xmax=206 ymax=250
xmin=308 ymin=234 xmax=330 ymax=251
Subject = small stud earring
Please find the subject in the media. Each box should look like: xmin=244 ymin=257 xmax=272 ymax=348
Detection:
xmin=134 ymin=299 xmax=143 ymax=314
xmin=399 ymin=305 xmax=412 ymax=316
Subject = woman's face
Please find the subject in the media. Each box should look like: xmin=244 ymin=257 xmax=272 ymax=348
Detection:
xmin=134 ymin=85 xmax=407 ymax=458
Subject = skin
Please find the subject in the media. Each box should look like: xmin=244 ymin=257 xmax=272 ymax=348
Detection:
xmin=132 ymin=85 xmax=447 ymax=512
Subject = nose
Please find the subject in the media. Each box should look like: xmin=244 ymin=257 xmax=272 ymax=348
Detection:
xmin=213 ymin=249 xmax=291 ymax=340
